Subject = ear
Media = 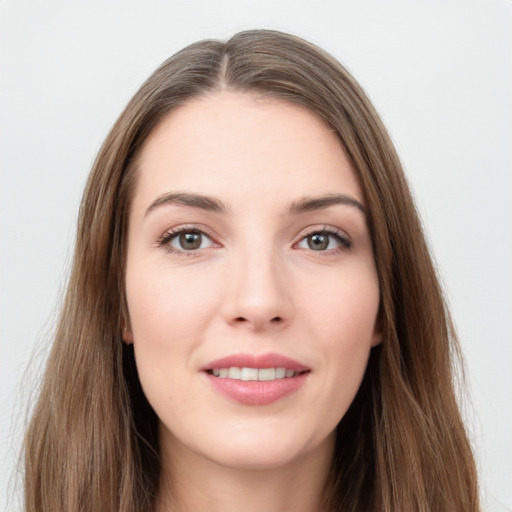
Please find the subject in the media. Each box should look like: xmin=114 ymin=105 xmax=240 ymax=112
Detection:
xmin=371 ymin=315 xmax=382 ymax=347
xmin=123 ymin=327 xmax=134 ymax=344
xmin=371 ymin=331 xmax=382 ymax=347
xmin=120 ymin=300 xmax=134 ymax=343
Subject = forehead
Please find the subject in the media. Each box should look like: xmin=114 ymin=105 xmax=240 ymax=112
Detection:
xmin=132 ymin=91 xmax=363 ymax=211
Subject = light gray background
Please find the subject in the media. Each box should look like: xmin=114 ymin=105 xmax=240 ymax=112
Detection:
xmin=1 ymin=1 xmax=511 ymax=510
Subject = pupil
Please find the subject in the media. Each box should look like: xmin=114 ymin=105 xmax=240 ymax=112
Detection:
xmin=308 ymin=233 xmax=328 ymax=250
xmin=180 ymin=232 xmax=201 ymax=250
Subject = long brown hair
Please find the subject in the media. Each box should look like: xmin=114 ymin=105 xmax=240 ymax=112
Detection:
xmin=24 ymin=29 xmax=480 ymax=511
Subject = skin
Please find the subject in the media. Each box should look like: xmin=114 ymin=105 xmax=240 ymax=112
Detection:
xmin=124 ymin=91 xmax=381 ymax=512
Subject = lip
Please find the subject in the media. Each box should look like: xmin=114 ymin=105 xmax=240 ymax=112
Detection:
xmin=201 ymin=352 xmax=310 ymax=406
xmin=202 ymin=352 xmax=309 ymax=372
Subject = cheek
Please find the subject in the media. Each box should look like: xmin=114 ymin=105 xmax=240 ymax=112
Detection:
xmin=124 ymin=266 xmax=222 ymax=417
xmin=299 ymin=266 xmax=379 ymax=414
xmin=125 ymin=263 xmax=220 ymax=345
xmin=301 ymin=265 xmax=380 ymax=346
xmin=125 ymin=266 xmax=222 ymax=415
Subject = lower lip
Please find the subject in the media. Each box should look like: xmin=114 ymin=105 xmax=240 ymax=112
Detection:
xmin=205 ymin=372 xmax=309 ymax=405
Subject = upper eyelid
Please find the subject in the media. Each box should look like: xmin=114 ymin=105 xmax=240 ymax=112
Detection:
xmin=157 ymin=227 xmax=221 ymax=258
xmin=294 ymin=224 xmax=350 ymax=240
xmin=157 ymin=224 xmax=219 ymax=249
xmin=161 ymin=224 xmax=218 ymax=239
xmin=156 ymin=223 xmax=351 ymax=247
xmin=292 ymin=225 xmax=352 ymax=251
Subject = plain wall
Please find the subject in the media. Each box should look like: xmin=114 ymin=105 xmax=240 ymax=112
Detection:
xmin=1 ymin=0 xmax=511 ymax=510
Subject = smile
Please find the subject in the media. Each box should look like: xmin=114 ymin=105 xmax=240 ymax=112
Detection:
xmin=208 ymin=367 xmax=303 ymax=380
xmin=202 ymin=353 xmax=310 ymax=405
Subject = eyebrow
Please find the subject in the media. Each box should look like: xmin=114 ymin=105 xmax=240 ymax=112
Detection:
xmin=288 ymin=194 xmax=366 ymax=216
xmin=144 ymin=191 xmax=365 ymax=217
xmin=145 ymin=192 xmax=226 ymax=216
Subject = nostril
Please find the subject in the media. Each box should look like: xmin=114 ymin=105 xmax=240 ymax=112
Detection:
xmin=231 ymin=315 xmax=285 ymax=327
xmin=233 ymin=316 xmax=283 ymax=324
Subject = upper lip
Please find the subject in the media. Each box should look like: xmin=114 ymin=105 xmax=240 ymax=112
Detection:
xmin=201 ymin=352 xmax=309 ymax=372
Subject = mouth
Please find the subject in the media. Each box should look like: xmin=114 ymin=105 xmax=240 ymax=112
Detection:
xmin=206 ymin=367 xmax=309 ymax=381
xmin=202 ymin=353 xmax=310 ymax=405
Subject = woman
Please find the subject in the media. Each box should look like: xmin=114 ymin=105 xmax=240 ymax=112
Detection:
xmin=23 ymin=30 xmax=480 ymax=511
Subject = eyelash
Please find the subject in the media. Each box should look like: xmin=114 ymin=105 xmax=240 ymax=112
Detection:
xmin=156 ymin=225 xmax=217 ymax=256
xmin=156 ymin=225 xmax=352 ymax=256
xmin=295 ymin=226 xmax=352 ymax=253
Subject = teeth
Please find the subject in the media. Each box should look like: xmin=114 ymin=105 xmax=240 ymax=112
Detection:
xmin=210 ymin=367 xmax=298 ymax=381
xmin=240 ymin=367 xmax=259 ymax=381
xmin=227 ymin=367 xmax=241 ymax=379
xmin=275 ymin=367 xmax=286 ymax=379
xmin=258 ymin=368 xmax=276 ymax=381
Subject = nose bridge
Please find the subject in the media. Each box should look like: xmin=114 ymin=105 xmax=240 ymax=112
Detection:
xmin=224 ymin=237 xmax=291 ymax=329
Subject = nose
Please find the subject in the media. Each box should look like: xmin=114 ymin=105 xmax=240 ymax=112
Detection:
xmin=222 ymin=248 xmax=293 ymax=332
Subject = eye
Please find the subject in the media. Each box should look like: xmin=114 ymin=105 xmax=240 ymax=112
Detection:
xmin=159 ymin=228 xmax=216 ymax=253
xmin=296 ymin=230 xmax=351 ymax=251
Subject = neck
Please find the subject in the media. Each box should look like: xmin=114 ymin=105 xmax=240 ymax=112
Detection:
xmin=155 ymin=434 xmax=334 ymax=512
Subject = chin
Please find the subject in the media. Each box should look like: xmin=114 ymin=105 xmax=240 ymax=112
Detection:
xmin=209 ymin=444 xmax=299 ymax=471
xmin=191 ymin=425 xmax=335 ymax=472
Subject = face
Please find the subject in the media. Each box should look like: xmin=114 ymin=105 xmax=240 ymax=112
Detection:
xmin=124 ymin=91 xmax=380 ymax=472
